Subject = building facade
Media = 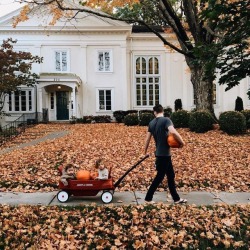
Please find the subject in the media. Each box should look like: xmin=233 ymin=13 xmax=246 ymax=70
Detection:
xmin=0 ymin=5 xmax=249 ymax=125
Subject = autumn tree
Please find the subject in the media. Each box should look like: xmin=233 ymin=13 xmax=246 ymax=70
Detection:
xmin=16 ymin=0 xmax=249 ymax=116
xmin=0 ymin=38 xmax=43 ymax=116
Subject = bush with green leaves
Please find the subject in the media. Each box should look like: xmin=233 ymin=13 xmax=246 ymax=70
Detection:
xmin=124 ymin=113 xmax=139 ymax=126
xmin=189 ymin=110 xmax=214 ymax=133
xmin=170 ymin=110 xmax=190 ymax=128
xmin=139 ymin=112 xmax=154 ymax=126
xmin=241 ymin=110 xmax=250 ymax=129
xmin=235 ymin=96 xmax=244 ymax=112
xmin=174 ymin=99 xmax=182 ymax=111
xmin=219 ymin=111 xmax=246 ymax=134
xmin=164 ymin=106 xmax=172 ymax=117
xmin=113 ymin=110 xmax=127 ymax=123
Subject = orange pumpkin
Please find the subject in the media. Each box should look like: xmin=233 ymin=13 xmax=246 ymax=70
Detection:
xmin=167 ymin=133 xmax=181 ymax=148
xmin=76 ymin=170 xmax=91 ymax=181
xmin=90 ymin=172 xmax=98 ymax=180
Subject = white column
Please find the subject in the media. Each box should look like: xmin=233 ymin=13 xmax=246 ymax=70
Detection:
xmin=38 ymin=88 xmax=43 ymax=112
xmin=121 ymin=45 xmax=129 ymax=110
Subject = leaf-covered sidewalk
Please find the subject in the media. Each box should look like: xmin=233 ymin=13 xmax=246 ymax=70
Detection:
xmin=0 ymin=124 xmax=249 ymax=193
xmin=0 ymin=204 xmax=249 ymax=249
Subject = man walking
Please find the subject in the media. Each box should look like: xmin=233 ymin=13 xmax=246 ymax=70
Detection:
xmin=144 ymin=104 xmax=187 ymax=204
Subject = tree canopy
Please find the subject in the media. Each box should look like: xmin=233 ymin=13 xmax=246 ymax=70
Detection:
xmin=0 ymin=38 xmax=43 ymax=116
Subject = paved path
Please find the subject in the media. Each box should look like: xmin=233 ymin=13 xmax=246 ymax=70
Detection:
xmin=0 ymin=130 xmax=69 ymax=155
xmin=0 ymin=191 xmax=249 ymax=206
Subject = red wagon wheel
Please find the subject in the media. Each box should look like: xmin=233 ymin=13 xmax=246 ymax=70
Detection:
xmin=101 ymin=191 xmax=113 ymax=204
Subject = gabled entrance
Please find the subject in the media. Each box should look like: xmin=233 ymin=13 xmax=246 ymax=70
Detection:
xmin=56 ymin=91 xmax=69 ymax=120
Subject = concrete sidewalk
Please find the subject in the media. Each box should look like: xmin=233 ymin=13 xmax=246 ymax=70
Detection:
xmin=0 ymin=191 xmax=249 ymax=206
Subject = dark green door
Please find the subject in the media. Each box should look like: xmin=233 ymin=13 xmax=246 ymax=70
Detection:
xmin=56 ymin=91 xmax=69 ymax=120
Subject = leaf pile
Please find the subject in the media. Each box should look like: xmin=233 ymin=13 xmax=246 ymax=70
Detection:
xmin=0 ymin=204 xmax=249 ymax=249
xmin=0 ymin=124 xmax=249 ymax=192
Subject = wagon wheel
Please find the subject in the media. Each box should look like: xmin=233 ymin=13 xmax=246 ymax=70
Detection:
xmin=101 ymin=191 xmax=113 ymax=204
xmin=57 ymin=191 xmax=69 ymax=203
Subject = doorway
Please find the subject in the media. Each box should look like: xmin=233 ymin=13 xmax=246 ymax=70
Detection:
xmin=56 ymin=91 xmax=69 ymax=120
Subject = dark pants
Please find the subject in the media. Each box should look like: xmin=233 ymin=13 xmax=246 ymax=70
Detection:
xmin=145 ymin=156 xmax=180 ymax=202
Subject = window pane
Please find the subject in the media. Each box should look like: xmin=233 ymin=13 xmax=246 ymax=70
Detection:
xmin=55 ymin=52 xmax=61 ymax=71
xmin=142 ymin=85 xmax=147 ymax=105
xmin=62 ymin=52 xmax=67 ymax=71
xmin=136 ymin=85 xmax=141 ymax=106
xmin=155 ymin=58 xmax=159 ymax=74
xmin=50 ymin=92 xmax=54 ymax=109
xmin=8 ymin=93 xmax=12 ymax=111
xmin=21 ymin=91 xmax=26 ymax=111
xmin=104 ymin=52 xmax=110 ymax=71
xmin=155 ymin=77 xmax=159 ymax=83
xmin=149 ymin=58 xmax=153 ymax=74
xmin=98 ymin=52 xmax=104 ymax=71
xmin=14 ymin=91 xmax=20 ymax=111
xmin=136 ymin=78 xmax=140 ymax=83
xmin=149 ymin=77 xmax=153 ymax=83
xmin=29 ymin=91 xmax=32 ymax=111
xmin=142 ymin=58 xmax=146 ymax=74
xmin=142 ymin=78 xmax=146 ymax=83
xmin=136 ymin=58 xmax=141 ymax=74
xmin=149 ymin=85 xmax=154 ymax=106
xmin=99 ymin=90 xmax=105 ymax=110
xmin=155 ymin=85 xmax=159 ymax=104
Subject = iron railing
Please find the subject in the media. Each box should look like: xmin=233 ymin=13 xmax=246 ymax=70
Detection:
xmin=0 ymin=112 xmax=45 ymax=146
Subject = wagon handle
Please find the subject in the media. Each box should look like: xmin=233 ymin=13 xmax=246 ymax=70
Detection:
xmin=114 ymin=154 xmax=149 ymax=188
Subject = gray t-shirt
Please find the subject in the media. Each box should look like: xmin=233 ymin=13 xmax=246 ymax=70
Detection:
xmin=148 ymin=117 xmax=173 ymax=156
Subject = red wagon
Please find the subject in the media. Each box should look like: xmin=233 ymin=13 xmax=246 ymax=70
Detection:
xmin=57 ymin=155 xmax=149 ymax=204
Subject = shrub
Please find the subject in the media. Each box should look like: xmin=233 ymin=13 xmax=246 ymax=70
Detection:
xmin=170 ymin=110 xmax=190 ymax=128
xmin=241 ymin=110 xmax=250 ymax=129
xmin=235 ymin=96 xmax=244 ymax=112
xmin=189 ymin=110 xmax=214 ymax=133
xmin=139 ymin=113 xmax=154 ymax=126
xmin=124 ymin=113 xmax=139 ymax=126
xmin=82 ymin=116 xmax=93 ymax=123
xmin=93 ymin=115 xmax=111 ymax=123
xmin=113 ymin=110 xmax=127 ymax=123
xmin=139 ymin=110 xmax=153 ymax=116
xmin=174 ymin=99 xmax=182 ymax=111
xmin=126 ymin=110 xmax=138 ymax=115
xmin=219 ymin=111 xmax=246 ymax=134
xmin=164 ymin=106 xmax=172 ymax=117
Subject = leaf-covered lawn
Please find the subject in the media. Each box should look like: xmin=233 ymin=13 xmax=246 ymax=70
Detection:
xmin=0 ymin=124 xmax=249 ymax=192
xmin=0 ymin=204 xmax=249 ymax=249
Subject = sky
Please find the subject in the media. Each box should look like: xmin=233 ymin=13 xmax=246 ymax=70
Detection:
xmin=0 ymin=0 xmax=24 ymax=17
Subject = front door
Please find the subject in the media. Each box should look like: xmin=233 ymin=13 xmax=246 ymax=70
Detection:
xmin=56 ymin=91 xmax=69 ymax=120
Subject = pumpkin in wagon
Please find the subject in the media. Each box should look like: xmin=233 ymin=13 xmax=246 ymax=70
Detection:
xmin=167 ymin=133 xmax=181 ymax=148
xmin=77 ymin=170 xmax=91 ymax=180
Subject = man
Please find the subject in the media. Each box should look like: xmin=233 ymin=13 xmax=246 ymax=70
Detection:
xmin=144 ymin=104 xmax=187 ymax=204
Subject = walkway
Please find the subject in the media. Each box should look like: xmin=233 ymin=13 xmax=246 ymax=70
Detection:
xmin=0 ymin=191 xmax=249 ymax=206
xmin=0 ymin=130 xmax=69 ymax=155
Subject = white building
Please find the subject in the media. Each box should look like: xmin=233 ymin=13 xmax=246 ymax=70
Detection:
xmin=0 ymin=4 xmax=249 ymax=125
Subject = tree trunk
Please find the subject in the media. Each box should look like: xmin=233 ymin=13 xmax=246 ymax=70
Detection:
xmin=187 ymin=62 xmax=216 ymax=119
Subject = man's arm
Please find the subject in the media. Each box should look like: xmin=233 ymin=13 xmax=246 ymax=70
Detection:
xmin=168 ymin=125 xmax=185 ymax=147
xmin=144 ymin=132 xmax=152 ymax=154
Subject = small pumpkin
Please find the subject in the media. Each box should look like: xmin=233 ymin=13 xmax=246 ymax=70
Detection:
xmin=76 ymin=170 xmax=91 ymax=181
xmin=167 ymin=133 xmax=181 ymax=148
xmin=90 ymin=172 xmax=98 ymax=180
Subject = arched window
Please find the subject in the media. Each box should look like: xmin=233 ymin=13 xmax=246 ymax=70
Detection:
xmin=135 ymin=56 xmax=160 ymax=106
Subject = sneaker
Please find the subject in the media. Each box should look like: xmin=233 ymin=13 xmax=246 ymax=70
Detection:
xmin=145 ymin=200 xmax=156 ymax=204
xmin=174 ymin=198 xmax=187 ymax=204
